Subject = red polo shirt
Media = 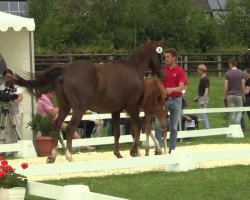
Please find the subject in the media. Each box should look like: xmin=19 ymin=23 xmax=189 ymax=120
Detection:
xmin=163 ymin=65 xmax=186 ymax=98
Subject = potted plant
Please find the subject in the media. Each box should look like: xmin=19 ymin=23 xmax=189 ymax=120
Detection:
xmin=27 ymin=114 xmax=55 ymax=156
xmin=0 ymin=156 xmax=28 ymax=200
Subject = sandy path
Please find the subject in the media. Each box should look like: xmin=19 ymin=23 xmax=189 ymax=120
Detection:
xmin=8 ymin=143 xmax=250 ymax=181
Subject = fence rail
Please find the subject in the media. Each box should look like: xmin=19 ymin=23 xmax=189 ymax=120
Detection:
xmin=35 ymin=53 xmax=249 ymax=76
xmin=28 ymin=181 xmax=126 ymax=200
xmin=0 ymin=107 xmax=248 ymax=157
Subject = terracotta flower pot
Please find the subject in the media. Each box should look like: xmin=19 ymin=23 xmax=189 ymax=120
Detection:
xmin=0 ymin=187 xmax=26 ymax=200
xmin=34 ymin=136 xmax=54 ymax=157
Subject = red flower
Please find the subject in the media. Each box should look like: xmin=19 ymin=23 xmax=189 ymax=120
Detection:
xmin=1 ymin=160 xmax=8 ymax=166
xmin=21 ymin=163 xmax=28 ymax=169
xmin=5 ymin=165 xmax=14 ymax=172
xmin=0 ymin=170 xmax=6 ymax=178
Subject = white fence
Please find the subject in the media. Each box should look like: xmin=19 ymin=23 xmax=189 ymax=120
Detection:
xmin=9 ymin=106 xmax=250 ymax=200
xmin=19 ymin=148 xmax=250 ymax=200
xmin=28 ymin=181 xmax=126 ymax=200
xmin=0 ymin=106 xmax=248 ymax=158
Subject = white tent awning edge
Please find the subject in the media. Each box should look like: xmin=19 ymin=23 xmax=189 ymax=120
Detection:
xmin=0 ymin=11 xmax=35 ymax=32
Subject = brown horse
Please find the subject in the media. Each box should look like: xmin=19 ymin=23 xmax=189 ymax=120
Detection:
xmin=14 ymin=40 xmax=164 ymax=163
xmin=142 ymin=78 xmax=168 ymax=156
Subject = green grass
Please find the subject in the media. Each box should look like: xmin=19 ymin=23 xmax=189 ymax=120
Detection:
xmin=26 ymin=165 xmax=250 ymax=200
xmin=23 ymin=76 xmax=250 ymax=199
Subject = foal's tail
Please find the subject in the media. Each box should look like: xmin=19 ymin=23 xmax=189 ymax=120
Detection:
xmin=13 ymin=65 xmax=64 ymax=95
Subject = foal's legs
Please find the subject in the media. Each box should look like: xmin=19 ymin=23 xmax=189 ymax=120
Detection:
xmin=144 ymin=115 xmax=151 ymax=156
xmin=112 ymin=111 xmax=122 ymax=158
xmin=144 ymin=115 xmax=162 ymax=156
xmin=162 ymin=129 xmax=168 ymax=154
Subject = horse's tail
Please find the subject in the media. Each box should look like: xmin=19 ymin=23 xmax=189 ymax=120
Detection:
xmin=13 ymin=65 xmax=64 ymax=95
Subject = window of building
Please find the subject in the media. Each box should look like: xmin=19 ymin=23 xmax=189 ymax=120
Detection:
xmin=0 ymin=1 xmax=27 ymax=16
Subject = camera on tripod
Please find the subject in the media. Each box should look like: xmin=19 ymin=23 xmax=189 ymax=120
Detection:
xmin=0 ymin=86 xmax=18 ymax=103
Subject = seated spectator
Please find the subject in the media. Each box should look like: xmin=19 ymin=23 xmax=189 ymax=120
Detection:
xmin=36 ymin=86 xmax=95 ymax=150
xmin=90 ymin=112 xmax=104 ymax=137
xmin=181 ymin=97 xmax=198 ymax=130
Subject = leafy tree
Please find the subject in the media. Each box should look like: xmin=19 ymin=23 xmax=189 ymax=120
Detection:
xmin=27 ymin=0 xmax=249 ymax=53
xmin=221 ymin=0 xmax=250 ymax=48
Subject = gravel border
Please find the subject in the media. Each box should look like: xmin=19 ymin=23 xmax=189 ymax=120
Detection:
xmin=8 ymin=143 xmax=250 ymax=181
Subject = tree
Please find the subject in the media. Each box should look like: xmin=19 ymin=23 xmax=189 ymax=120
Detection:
xmin=221 ymin=0 xmax=250 ymax=47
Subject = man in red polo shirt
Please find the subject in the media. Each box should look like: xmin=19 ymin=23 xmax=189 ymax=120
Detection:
xmin=155 ymin=48 xmax=186 ymax=154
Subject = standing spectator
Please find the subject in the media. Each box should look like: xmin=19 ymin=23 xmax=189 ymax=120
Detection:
xmin=193 ymin=64 xmax=210 ymax=129
xmin=155 ymin=48 xmax=186 ymax=154
xmin=243 ymin=69 xmax=250 ymax=120
xmin=0 ymin=69 xmax=23 ymax=144
xmin=224 ymin=58 xmax=245 ymax=124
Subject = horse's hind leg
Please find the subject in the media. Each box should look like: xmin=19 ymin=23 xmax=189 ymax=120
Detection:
xmin=47 ymin=83 xmax=71 ymax=163
xmin=47 ymin=104 xmax=71 ymax=163
xmin=65 ymin=108 xmax=85 ymax=162
xmin=112 ymin=111 xmax=122 ymax=158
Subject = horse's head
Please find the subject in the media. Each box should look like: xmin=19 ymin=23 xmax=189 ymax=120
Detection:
xmin=144 ymin=38 xmax=165 ymax=79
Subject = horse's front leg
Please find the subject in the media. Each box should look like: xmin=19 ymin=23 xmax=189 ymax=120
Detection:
xmin=65 ymin=109 xmax=84 ymax=162
xmin=112 ymin=111 xmax=122 ymax=158
xmin=129 ymin=110 xmax=141 ymax=157
xmin=162 ymin=129 xmax=168 ymax=154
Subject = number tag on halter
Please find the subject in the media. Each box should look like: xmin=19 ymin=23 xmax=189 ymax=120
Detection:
xmin=156 ymin=47 xmax=163 ymax=54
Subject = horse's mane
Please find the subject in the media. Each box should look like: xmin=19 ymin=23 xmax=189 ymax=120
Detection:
xmin=118 ymin=42 xmax=157 ymax=66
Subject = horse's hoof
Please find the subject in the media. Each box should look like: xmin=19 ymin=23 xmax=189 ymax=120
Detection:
xmin=114 ymin=152 xmax=123 ymax=158
xmin=130 ymin=149 xmax=140 ymax=157
xmin=155 ymin=150 xmax=163 ymax=155
xmin=46 ymin=156 xmax=56 ymax=164
xmin=145 ymin=152 xmax=149 ymax=156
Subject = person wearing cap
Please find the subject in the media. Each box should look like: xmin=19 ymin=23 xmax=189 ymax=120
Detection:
xmin=155 ymin=48 xmax=187 ymax=154
xmin=193 ymin=64 xmax=210 ymax=129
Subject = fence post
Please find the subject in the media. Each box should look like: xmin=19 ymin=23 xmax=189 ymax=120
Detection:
xmin=217 ymin=55 xmax=222 ymax=77
xmin=165 ymin=151 xmax=195 ymax=172
xmin=62 ymin=185 xmax=90 ymax=200
xmin=184 ymin=55 xmax=188 ymax=72
xmin=227 ymin=124 xmax=244 ymax=138
xmin=16 ymin=140 xmax=37 ymax=158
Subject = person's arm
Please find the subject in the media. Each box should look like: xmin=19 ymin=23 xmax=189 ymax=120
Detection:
xmin=165 ymin=82 xmax=185 ymax=94
xmin=200 ymin=88 xmax=209 ymax=106
xmin=242 ymin=78 xmax=246 ymax=101
xmin=245 ymin=86 xmax=250 ymax=95
xmin=224 ymin=79 xmax=228 ymax=103
xmin=47 ymin=108 xmax=59 ymax=118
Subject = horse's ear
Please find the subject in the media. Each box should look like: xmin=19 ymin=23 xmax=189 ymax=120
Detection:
xmin=158 ymin=37 xmax=165 ymax=46
xmin=145 ymin=36 xmax=151 ymax=43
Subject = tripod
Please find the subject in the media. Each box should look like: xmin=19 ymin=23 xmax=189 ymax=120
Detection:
xmin=0 ymin=108 xmax=20 ymax=144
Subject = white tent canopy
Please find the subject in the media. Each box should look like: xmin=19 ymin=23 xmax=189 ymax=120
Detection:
xmin=0 ymin=11 xmax=35 ymax=139
xmin=0 ymin=11 xmax=35 ymax=32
